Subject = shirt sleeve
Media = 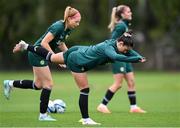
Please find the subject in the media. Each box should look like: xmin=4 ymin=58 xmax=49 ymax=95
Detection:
xmin=48 ymin=23 xmax=63 ymax=37
xmin=104 ymin=46 xmax=141 ymax=63
xmin=125 ymin=49 xmax=143 ymax=58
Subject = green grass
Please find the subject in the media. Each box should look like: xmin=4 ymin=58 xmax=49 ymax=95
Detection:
xmin=0 ymin=71 xmax=180 ymax=127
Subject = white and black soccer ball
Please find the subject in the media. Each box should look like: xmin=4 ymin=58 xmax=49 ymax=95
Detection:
xmin=53 ymin=99 xmax=66 ymax=113
xmin=47 ymin=100 xmax=56 ymax=113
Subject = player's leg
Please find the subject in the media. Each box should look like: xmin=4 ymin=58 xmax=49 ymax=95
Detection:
xmin=3 ymin=78 xmax=41 ymax=100
xmin=3 ymin=52 xmax=44 ymax=99
xmin=13 ymin=40 xmax=64 ymax=64
xmin=71 ymin=72 xmax=100 ymax=125
xmin=97 ymin=73 xmax=124 ymax=113
xmin=33 ymin=66 xmax=56 ymax=121
xmin=97 ymin=61 xmax=125 ymax=113
xmin=125 ymin=71 xmax=146 ymax=113
xmin=124 ymin=71 xmax=136 ymax=107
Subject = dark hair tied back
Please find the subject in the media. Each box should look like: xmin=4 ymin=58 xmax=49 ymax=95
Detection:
xmin=117 ymin=31 xmax=134 ymax=47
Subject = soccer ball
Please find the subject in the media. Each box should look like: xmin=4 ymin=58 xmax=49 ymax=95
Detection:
xmin=47 ymin=100 xmax=56 ymax=113
xmin=53 ymin=99 xmax=66 ymax=113
xmin=47 ymin=99 xmax=66 ymax=113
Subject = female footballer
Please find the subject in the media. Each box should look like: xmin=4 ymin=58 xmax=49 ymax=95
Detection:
xmin=3 ymin=6 xmax=81 ymax=121
xmin=97 ymin=5 xmax=146 ymax=114
xmin=13 ymin=32 xmax=146 ymax=125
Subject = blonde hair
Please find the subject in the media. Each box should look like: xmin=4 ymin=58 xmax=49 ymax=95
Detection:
xmin=64 ymin=6 xmax=80 ymax=22
xmin=108 ymin=5 xmax=129 ymax=32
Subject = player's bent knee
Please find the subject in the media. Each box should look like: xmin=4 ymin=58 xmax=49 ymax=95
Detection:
xmin=113 ymin=82 xmax=122 ymax=89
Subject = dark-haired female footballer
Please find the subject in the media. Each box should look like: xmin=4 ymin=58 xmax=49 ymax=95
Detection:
xmin=13 ymin=33 xmax=146 ymax=125
xmin=97 ymin=5 xmax=146 ymax=114
xmin=3 ymin=6 xmax=81 ymax=121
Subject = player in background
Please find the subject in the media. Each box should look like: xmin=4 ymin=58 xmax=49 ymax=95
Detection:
xmin=3 ymin=6 xmax=81 ymax=121
xmin=13 ymin=32 xmax=146 ymax=125
xmin=97 ymin=5 xmax=146 ymax=114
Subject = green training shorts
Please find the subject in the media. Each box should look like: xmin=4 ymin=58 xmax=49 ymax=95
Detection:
xmin=28 ymin=51 xmax=48 ymax=67
xmin=111 ymin=61 xmax=133 ymax=74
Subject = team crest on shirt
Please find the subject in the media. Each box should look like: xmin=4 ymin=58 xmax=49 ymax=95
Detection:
xmin=120 ymin=67 xmax=125 ymax=72
xmin=40 ymin=60 xmax=45 ymax=65
xmin=59 ymin=34 xmax=69 ymax=41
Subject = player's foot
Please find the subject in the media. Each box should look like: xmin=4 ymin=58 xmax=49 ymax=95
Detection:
xmin=39 ymin=114 xmax=56 ymax=121
xmin=3 ymin=80 xmax=13 ymax=100
xmin=80 ymin=118 xmax=101 ymax=125
xmin=130 ymin=106 xmax=147 ymax=113
xmin=97 ymin=103 xmax=111 ymax=114
xmin=13 ymin=40 xmax=29 ymax=53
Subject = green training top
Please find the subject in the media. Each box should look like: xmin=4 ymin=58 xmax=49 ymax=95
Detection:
xmin=111 ymin=20 xmax=129 ymax=39
xmin=64 ymin=39 xmax=143 ymax=71
xmin=34 ymin=20 xmax=72 ymax=51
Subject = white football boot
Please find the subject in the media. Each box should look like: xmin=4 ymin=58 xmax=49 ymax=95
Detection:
xmin=80 ymin=118 xmax=101 ymax=125
xmin=3 ymin=80 xmax=13 ymax=100
xmin=39 ymin=113 xmax=56 ymax=121
xmin=13 ymin=40 xmax=29 ymax=53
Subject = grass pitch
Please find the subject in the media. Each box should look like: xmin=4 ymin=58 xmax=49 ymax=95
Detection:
xmin=0 ymin=71 xmax=180 ymax=127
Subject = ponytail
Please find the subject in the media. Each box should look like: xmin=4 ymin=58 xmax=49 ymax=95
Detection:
xmin=64 ymin=6 xmax=72 ymax=22
xmin=108 ymin=5 xmax=129 ymax=32
xmin=108 ymin=7 xmax=117 ymax=32
xmin=63 ymin=6 xmax=81 ymax=22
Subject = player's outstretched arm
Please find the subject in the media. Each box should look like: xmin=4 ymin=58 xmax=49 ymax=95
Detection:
xmin=104 ymin=46 xmax=145 ymax=63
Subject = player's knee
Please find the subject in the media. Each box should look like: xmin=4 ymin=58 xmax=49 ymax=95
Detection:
xmin=43 ymin=79 xmax=53 ymax=86
xmin=110 ymin=84 xmax=121 ymax=92
xmin=127 ymin=80 xmax=135 ymax=89
xmin=34 ymin=81 xmax=43 ymax=88
xmin=37 ymin=79 xmax=53 ymax=89
xmin=113 ymin=81 xmax=122 ymax=89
